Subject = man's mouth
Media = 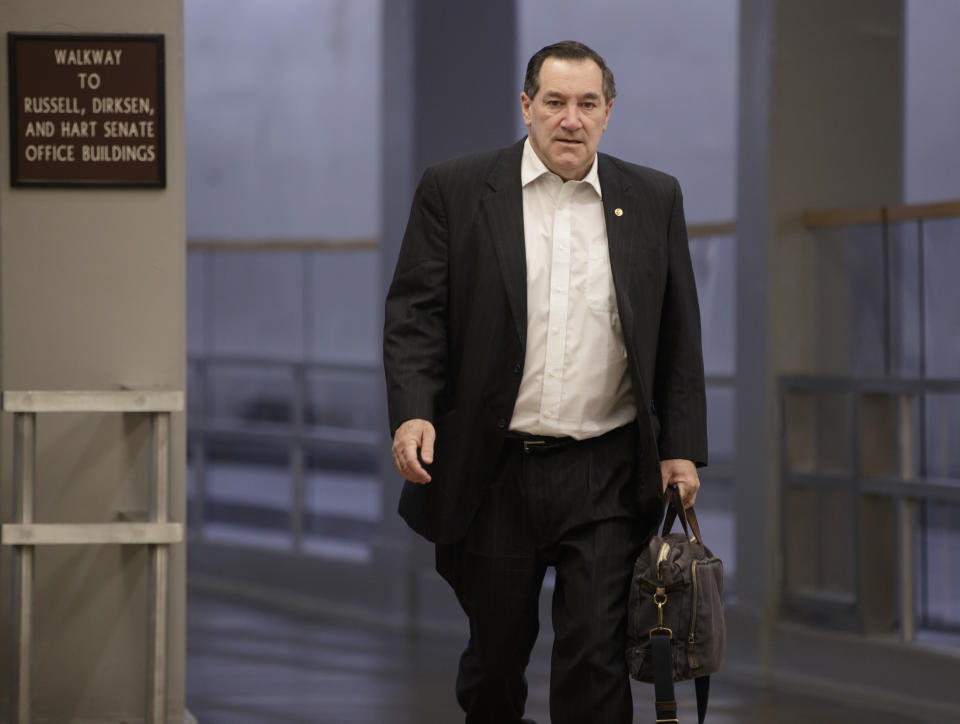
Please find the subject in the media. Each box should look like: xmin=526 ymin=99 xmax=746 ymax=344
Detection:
xmin=556 ymin=139 xmax=582 ymax=146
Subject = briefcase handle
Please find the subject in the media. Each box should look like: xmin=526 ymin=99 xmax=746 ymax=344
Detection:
xmin=661 ymin=484 xmax=707 ymax=552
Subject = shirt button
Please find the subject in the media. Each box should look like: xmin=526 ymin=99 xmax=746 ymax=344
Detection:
xmin=549 ymin=370 xmax=558 ymax=378
xmin=544 ymin=412 xmax=553 ymax=419
xmin=552 ymin=327 xmax=560 ymax=334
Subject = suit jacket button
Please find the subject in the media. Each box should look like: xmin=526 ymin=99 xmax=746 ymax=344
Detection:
xmin=514 ymin=364 xmax=522 ymax=374
xmin=497 ymin=418 xmax=507 ymax=429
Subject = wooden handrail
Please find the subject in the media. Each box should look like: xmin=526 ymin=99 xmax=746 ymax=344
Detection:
xmin=184 ymin=198 xmax=960 ymax=249
xmin=186 ymin=238 xmax=378 ymax=252
xmin=186 ymin=224 xmax=740 ymax=252
xmin=804 ymin=199 xmax=960 ymax=228
xmin=688 ymin=221 xmax=736 ymax=238
xmin=887 ymin=200 xmax=960 ymax=222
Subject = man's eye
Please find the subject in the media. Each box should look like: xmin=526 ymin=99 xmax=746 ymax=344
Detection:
xmin=547 ymin=100 xmax=562 ymax=107
xmin=583 ymin=102 xmax=596 ymax=109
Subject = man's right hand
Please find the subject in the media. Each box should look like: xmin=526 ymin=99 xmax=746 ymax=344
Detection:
xmin=391 ymin=418 xmax=436 ymax=484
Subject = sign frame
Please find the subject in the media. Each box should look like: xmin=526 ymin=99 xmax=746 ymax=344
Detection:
xmin=8 ymin=32 xmax=166 ymax=188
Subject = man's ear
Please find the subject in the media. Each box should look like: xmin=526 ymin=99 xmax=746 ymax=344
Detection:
xmin=602 ymin=99 xmax=613 ymax=131
xmin=520 ymin=92 xmax=533 ymax=127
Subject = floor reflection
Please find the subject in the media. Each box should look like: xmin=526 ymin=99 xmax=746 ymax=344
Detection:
xmin=186 ymin=589 xmax=936 ymax=723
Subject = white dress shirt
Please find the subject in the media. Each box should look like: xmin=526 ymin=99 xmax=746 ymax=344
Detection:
xmin=509 ymin=139 xmax=636 ymax=439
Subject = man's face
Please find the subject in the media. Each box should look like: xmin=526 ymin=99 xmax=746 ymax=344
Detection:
xmin=521 ymin=57 xmax=612 ymax=181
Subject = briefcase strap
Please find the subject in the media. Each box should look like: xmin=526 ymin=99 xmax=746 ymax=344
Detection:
xmin=695 ymin=676 xmax=710 ymax=724
xmin=652 ymin=485 xmax=712 ymax=723
xmin=650 ymin=627 xmax=710 ymax=724
xmin=662 ymin=486 xmax=707 ymax=554
xmin=651 ymin=631 xmax=677 ymax=723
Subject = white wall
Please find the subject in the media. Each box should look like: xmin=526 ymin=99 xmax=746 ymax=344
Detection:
xmin=184 ymin=0 xmax=382 ymax=366
xmin=905 ymin=0 xmax=960 ymax=203
xmin=184 ymin=0 xmax=382 ymax=239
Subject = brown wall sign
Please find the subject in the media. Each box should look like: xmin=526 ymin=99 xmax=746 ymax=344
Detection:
xmin=8 ymin=33 xmax=165 ymax=187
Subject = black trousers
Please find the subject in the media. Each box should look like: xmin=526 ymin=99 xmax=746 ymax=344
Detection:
xmin=437 ymin=424 xmax=646 ymax=724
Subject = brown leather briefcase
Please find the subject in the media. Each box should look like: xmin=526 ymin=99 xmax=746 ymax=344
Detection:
xmin=626 ymin=485 xmax=725 ymax=723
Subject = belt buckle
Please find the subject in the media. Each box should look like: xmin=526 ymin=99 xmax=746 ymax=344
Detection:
xmin=522 ymin=439 xmax=546 ymax=453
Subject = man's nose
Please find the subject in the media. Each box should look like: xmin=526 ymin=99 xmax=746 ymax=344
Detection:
xmin=560 ymin=105 xmax=582 ymax=129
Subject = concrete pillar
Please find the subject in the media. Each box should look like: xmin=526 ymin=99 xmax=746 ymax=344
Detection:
xmin=378 ymin=0 xmax=517 ymax=628
xmin=0 ymin=2 xmax=186 ymax=722
xmin=733 ymin=0 xmax=903 ymax=670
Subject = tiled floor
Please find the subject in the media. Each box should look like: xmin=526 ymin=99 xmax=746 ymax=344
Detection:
xmin=186 ymin=590 xmax=934 ymax=724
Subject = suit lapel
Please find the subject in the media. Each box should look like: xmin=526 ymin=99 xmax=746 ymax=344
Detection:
xmin=598 ymin=154 xmax=640 ymax=343
xmin=482 ymin=141 xmax=527 ymax=347
xmin=480 ymin=146 xmax=650 ymax=351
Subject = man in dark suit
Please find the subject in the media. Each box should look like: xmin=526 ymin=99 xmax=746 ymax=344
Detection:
xmin=384 ymin=41 xmax=707 ymax=724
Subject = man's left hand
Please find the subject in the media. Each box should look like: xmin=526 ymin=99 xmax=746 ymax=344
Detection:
xmin=660 ymin=458 xmax=700 ymax=509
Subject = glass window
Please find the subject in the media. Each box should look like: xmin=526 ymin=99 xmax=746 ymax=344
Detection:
xmin=202 ymin=444 xmax=292 ymax=551
xmin=690 ymin=235 xmax=736 ymax=377
xmin=920 ymin=500 xmax=960 ymax=631
xmin=784 ymin=486 xmax=856 ymax=602
xmin=208 ymin=362 xmax=293 ymax=426
xmin=923 ymin=219 xmax=960 ymax=379
xmin=924 ymin=393 xmax=960 ymax=480
xmin=784 ymin=389 xmax=851 ymax=475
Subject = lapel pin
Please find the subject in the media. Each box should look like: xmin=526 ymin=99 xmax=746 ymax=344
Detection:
xmin=614 ymin=208 xmax=623 ymax=216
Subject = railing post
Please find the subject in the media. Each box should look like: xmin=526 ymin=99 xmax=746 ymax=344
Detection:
xmin=11 ymin=411 xmax=36 ymax=724
xmin=148 ymin=410 xmax=171 ymax=723
xmin=291 ymin=363 xmax=307 ymax=553
xmin=881 ymin=205 xmax=892 ymax=377
xmin=189 ymin=358 xmax=209 ymax=542
xmin=899 ymin=497 xmax=917 ymax=643
xmin=898 ymin=392 xmax=916 ymax=643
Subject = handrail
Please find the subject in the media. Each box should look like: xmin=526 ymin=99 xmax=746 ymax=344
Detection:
xmin=181 ymin=202 xmax=960 ymax=245
xmin=187 ymin=354 xmax=378 ymax=373
xmin=2 ymin=389 xmax=183 ymax=412
xmin=804 ymin=199 xmax=960 ymax=228
xmin=687 ymin=221 xmax=736 ymax=238
xmin=185 ymin=223 xmax=739 ymax=252
xmin=187 ymin=238 xmax=378 ymax=252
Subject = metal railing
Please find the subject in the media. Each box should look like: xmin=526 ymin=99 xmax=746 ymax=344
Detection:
xmin=186 ymin=354 xmax=380 ymax=555
xmin=185 ymin=239 xmax=382 ymax=566
xmin=2 ymin=390 xmax=183 ymax=724
xmin=785 ymin=200 xmax=960 ymax=640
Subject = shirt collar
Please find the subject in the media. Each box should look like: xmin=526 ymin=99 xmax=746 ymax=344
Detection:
xmin=521 ymin=137 xmax=602 ymax=198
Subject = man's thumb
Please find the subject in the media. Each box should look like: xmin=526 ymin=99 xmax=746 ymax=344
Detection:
xmin=420 ymin=425 xmax=435 ymax=464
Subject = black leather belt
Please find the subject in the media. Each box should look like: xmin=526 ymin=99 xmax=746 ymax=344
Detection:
xmin=504 ymin=433 xmax=578 ymax=454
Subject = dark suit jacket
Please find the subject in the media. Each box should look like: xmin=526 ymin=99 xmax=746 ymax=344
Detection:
xmin=384 ymin=139 xmax=707 ymax=544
